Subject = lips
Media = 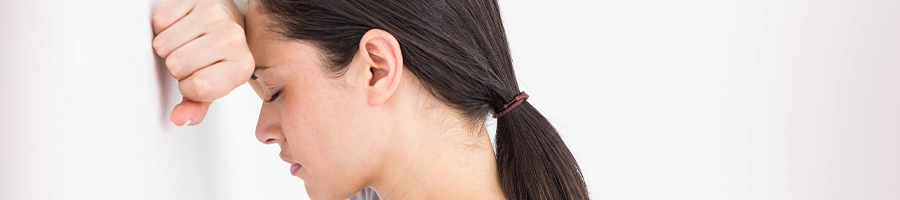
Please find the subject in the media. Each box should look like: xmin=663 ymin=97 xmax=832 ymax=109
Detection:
xmin=280 ymin=153 xmax=302 ymax=176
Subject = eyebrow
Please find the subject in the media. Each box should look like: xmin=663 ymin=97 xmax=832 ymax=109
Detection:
xmin=251 ymin=65 xmax=272 ymax=80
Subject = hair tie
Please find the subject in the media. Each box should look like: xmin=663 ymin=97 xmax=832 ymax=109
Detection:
xmin=494 ymin=92 xmax=529 ymax=118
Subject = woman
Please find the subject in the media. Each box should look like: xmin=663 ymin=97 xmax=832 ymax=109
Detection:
xmin=153 ymin=0 xmax=588 ymax=199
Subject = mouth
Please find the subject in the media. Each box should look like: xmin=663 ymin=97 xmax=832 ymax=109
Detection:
xmin=280 ymin=153 xmax=302 ymax=176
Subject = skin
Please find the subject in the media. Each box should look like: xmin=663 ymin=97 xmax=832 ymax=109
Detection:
xmin=245 ymin=2 xmax=505 ymax=200
xmin=152 ymin=0 xmax=253 ymax=126
xmin=155 ymin=0 xmax=506 ymax=199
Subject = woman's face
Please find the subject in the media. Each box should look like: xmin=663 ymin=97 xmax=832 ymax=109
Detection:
xmin=244 ymin=3 xmax=388 ymax=199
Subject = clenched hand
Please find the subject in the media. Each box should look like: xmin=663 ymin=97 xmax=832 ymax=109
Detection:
xmin=152 ymin=0 xmax=253 ymax=126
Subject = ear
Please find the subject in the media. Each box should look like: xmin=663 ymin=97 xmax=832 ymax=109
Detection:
xmin=356 ymin=29 xmax=404 ymax=106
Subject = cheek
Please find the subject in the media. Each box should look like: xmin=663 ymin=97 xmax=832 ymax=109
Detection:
xmin=280 ymin=77 xmax=372 ymax=171
xmin=281 ymin=76 xmax=353 ymax=140
xmin=280 ymin=78 xmax=381 ymax=195
xmin=282 ymin=87 xmax=344 ymax=147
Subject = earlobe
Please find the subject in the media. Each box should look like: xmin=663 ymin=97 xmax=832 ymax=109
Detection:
xmin=359 ymin=29 xmax=404 ymax=106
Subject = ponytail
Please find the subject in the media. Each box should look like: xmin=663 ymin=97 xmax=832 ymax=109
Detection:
xmin=495 ymin=97 xmax=589 ymax=199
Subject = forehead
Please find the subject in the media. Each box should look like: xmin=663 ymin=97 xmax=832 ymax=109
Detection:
xmin=244 ymin=3 xmax=324 ymax=70
xmin=246 ymin=1 xmax=302 ymax=66
xmin=245 ymin=2 xmax=275 ymax=47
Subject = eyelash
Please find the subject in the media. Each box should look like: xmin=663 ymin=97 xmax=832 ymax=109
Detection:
xmin=253 ymin=74 xmax=283 ymax=103
xmin=268 ymin=89 xmax=283 ymax=103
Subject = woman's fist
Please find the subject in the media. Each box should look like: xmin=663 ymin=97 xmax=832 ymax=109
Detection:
xmin=152 ymin=0 xmax=253 ymax=126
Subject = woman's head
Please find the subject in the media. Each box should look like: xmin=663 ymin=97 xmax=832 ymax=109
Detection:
xmin=246 ymin=0 xmax=588 ymax=199
xmin=245 ymin=4 xmax=413 ymax=198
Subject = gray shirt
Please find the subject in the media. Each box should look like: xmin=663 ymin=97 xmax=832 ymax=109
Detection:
xmin=349 ymin=188 xmax=381 ymax=200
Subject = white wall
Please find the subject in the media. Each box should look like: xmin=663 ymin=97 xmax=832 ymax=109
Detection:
xmin=500 ymin=0 xmax=899 ymax=200
xmin=1 ymin=0 xmax=898 ymax=200
xmin=0 ymin=0 xmax=303 ymax=199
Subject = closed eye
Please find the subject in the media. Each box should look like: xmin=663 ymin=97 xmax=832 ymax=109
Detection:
xmin=268 ymin=89 xmax=283 ymax=103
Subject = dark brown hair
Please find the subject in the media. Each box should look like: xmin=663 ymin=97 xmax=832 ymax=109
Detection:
xmin=258 ymin=0 xmax=589 ymax=199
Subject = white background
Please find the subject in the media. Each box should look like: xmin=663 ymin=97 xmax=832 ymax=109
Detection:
xmin=1 ymin=0 xmax=898 ymax=199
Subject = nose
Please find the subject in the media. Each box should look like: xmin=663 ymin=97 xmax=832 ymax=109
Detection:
xmin=255 ymin=102 xmax=285 ymax=145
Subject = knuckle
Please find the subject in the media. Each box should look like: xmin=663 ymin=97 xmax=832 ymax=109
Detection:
xmin=242 ymin=54 xmax=255 ymax=66
xmin=166 ymin=56 xmax=183 ymax=77
xmin=243 ymin=54 xmax=256 ymax=67
xmin=152 ymin=38 xmax=167 ymax=55
xmin=217 ymin=19 xmax=238 ymax=32
xmin=151 ymin=13 xmax=165 ymax=29
xmin=216 ymin=25 xmax=246 ymax=47
xmin=212 ymin=36 xmax=236 ymax=52
xmin=231 ymin=25 xmax=247 ymax=39
xmin=221 ymin=23 xmax=237 ymax=34
xmin=191 ymin=78 xmax=213 ymax=100
xmin=218 ymin=27 xmax=238 ymax=42
xmin=239 ymin=58 xmax=255 ymax=76
xmin=226 ymin=32 xmax=244 ymax=45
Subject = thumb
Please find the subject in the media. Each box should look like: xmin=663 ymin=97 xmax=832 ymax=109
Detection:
xmin=170 ymin=97 xmax=212 ymax=126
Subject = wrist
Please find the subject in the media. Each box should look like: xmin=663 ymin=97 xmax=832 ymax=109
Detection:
xmin=217 ymin=0 xmax=246 ymax=29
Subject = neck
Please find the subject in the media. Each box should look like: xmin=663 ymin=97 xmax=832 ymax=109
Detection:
xmin=371 ymin=102 xmax=505 ymax=200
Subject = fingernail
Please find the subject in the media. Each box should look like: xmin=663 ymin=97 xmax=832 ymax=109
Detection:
xmin=178 ymin=119 xmax=193 ymax=127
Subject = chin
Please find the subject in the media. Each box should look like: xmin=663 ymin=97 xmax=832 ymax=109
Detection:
xmin=304 ymin=182 xmax=356 ymax=200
